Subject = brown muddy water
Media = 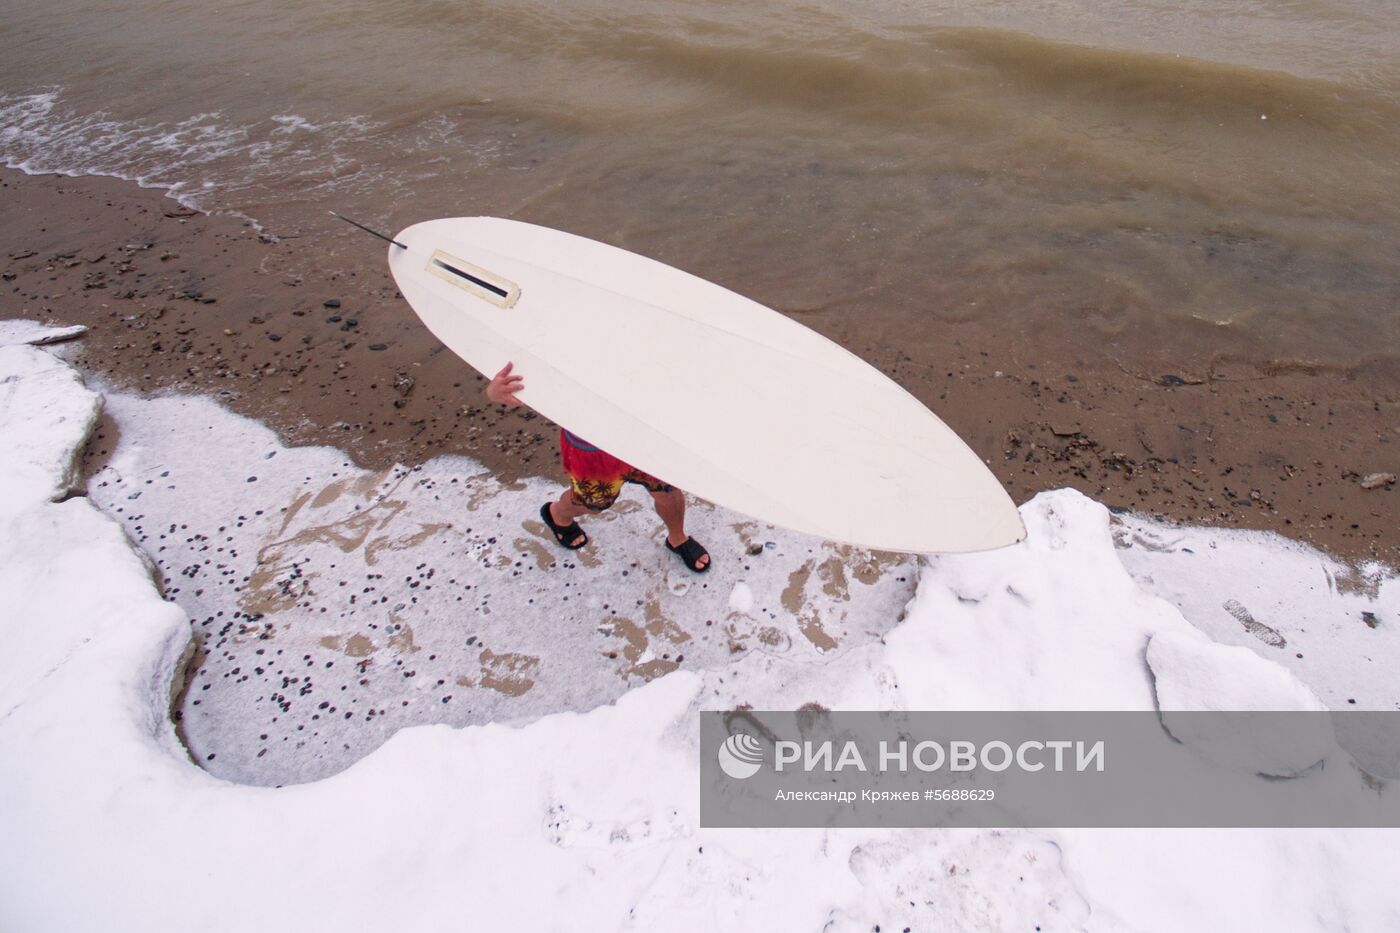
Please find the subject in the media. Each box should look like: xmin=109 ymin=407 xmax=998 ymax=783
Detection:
xmin=2 ymin=0 xmax=1399 ymax=376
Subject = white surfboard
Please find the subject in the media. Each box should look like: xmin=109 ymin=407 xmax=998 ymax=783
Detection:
xmin=388 ymin=218 xmax=1025 ymax=554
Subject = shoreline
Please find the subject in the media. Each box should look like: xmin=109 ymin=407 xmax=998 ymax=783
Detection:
xmin=2 ymin=166 xmax=1395 ymax=566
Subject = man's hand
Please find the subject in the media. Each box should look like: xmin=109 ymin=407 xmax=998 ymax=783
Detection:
xmin=485 ymin=361 xmax=525 ymax=407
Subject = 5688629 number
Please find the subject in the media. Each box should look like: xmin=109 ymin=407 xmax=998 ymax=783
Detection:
xmin=929 ymin=788 xmax=995 ymax=802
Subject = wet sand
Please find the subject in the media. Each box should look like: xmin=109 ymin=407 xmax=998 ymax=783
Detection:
xmin=3 ymin=167 xmax=1396 ymax=566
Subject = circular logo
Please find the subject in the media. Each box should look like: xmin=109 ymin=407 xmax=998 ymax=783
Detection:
xmin=717 ymin=732 xmax=764 ymax=779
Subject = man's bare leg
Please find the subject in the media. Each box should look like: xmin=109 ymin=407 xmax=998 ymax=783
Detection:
xmin=650 ymin=488 xmax=709 ymax=570
xmin=550 ymin=489 xmax=589 ymax=526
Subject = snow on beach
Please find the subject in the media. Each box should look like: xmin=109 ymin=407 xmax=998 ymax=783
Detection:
xmin=82 ymin=379 xmax=917 ymax=786
xmin=3 ymin=324 xmax=1400 ymax=932
xmin=1112 ymin=512 xmax=1400 ymax=712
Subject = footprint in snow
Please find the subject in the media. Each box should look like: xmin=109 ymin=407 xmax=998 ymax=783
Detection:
xmin=1222 ymin=598 xmax=1286 ymax=649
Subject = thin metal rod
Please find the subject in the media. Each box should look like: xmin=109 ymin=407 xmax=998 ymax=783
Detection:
xmin=328 ymin=211 xmax=407 ymax=249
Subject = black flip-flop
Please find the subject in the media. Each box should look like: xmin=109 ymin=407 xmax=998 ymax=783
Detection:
xmin=666 ymin=536 xmax=710 ymax=573
xmin=540 ymin=501 xmax=588 ymax=550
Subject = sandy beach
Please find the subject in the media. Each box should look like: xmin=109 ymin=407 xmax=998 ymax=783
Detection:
xmin=4 ymin=167 xmax=1395 ymax=566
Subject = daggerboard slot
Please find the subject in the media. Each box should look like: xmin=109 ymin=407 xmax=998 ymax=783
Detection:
xmin=427 ymin=250 xmax=520 ymax=308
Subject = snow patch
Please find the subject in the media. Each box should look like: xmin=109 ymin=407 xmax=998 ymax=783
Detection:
xmin=0 ymin=342 xmax=102 ymax=507
xmin=884 ymin=489 xmax=1184 ymax=711
xmin=1147 ymin=629 xmax=1327 ymax=714
xmin=1113 ymin=510 xmax=1399 ymax=710
xmin=728 ymin=580 xmax=754 ymax=614
xmin=85 ymin=384 xmax=916 ymax=785
xmin=1147 ymin=630 xmax=1333 ymax=776
xmin=0 ymin=320 xmax=88 ymax=347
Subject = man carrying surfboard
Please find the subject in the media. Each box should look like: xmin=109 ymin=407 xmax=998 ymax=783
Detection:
xmin=486 ymin=362 xmax=712 ymax=573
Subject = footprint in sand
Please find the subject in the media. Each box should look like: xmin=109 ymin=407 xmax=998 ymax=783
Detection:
xmin=667 ymin=571 xmax=691 ymax=597
xmin=1222 ymin=598 xmax=1286 ymax=648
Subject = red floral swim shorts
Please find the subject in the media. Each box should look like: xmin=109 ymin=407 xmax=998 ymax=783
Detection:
xmin=559 ymin=429 xmax=673 ymax=510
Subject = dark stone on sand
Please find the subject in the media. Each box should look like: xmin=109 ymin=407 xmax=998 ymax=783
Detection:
xmin=1160 ymin=374 xmax=1187 ymax=386
xmin=326 ymin=315 xmax=341 ymax=323
xmin=324 ymin=298 xmax=341 ymax=308
xmin=267 ymin=333 xmax=281 ymax=342
xmin=369 ymin=343 xmax=387 ymax=351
